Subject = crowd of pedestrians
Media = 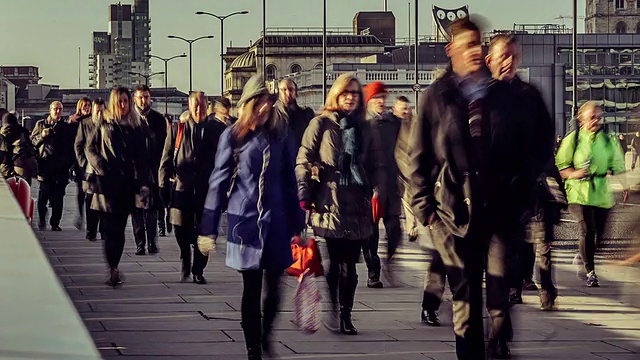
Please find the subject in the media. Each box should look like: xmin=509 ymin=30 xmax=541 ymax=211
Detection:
xmin=1 ymin=16 xmax=637 ymax=360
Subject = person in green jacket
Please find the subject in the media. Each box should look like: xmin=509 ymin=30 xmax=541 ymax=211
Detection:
xmin=556 ymin=101 xmax=628 ymax=287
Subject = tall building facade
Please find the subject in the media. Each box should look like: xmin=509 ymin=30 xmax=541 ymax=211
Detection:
xmin=88 ymin=1 xmax=151 ymax=89
xmin=586 ymin=0 xmax=640 ymax=33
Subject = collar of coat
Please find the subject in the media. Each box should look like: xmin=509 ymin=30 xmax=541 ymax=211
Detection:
xmin=179 ymin=111 xmax=207 ymax=125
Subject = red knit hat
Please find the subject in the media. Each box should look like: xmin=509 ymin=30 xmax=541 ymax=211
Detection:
xmin=363 ymin=81 xmax=388 ymax=104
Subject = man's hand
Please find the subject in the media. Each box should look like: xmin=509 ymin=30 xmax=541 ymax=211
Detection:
xmin=570 ymin=168 xmax=589 ymax=180
xmin=623 ymin=189 xmax=630 ymax=203
xmin=42 ymin=128 xmax=51 ymax=138
xmin=197 ymin=235 xmax=217 ymax=256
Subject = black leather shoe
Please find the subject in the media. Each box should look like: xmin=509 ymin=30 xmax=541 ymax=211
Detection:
xmin=135 ymin=248 xmax=146 ymax=256
xmin=193 ymin=275 xmax=207 ymax=285
xmin=158 ymin=228 xmax=166 ymax=237
xmin=487 ymin=340 xmax=511 ymax=359
xmin=523 ymin=278 xmax=538 ymax=291
xmin=86 ymin=233 xmax=97 ymax=241
xmin=367 ymin=277 xmax=383 ymax=288
xmin=148 ymin=246 xmax=159 ymax=254
xmin=38 ymin=221 xmax=46 ymax=230
xmin=166 ymin=221 xmax=173 ymax=234
xmin=509 ymin=288 xmax=523 ymax=305
xmin=51 ymin=226 xmax=62 ymax=231
xmin=340 ymin=318 xmax=358 ymax=335
xmin=421 ymin=310 xmax=441 ymax=326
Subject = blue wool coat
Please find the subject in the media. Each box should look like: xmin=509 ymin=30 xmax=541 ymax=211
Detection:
xmin=200 ymin=126 xmax=305 ymax=271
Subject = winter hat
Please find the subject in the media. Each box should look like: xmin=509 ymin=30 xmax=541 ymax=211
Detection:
xmin=363 ymin=81 xmax=388 ymax=104
xmin=237 ymin=75 xmax=275 ymax=108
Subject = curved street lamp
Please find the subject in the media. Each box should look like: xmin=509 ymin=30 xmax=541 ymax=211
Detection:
xmin=196 ymin=11 xmax=249 ymax=94
xmin=129 ymin=71 xmax=165 ymax=86
xmin=146 ymin=53 xmax=187 ymax=115
xmin=168 ymin=35 xmax=215 ymax=93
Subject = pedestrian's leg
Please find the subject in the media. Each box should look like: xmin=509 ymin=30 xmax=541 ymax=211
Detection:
xmin=146 ymin=208 xmax=158 ymax=252
xmin=362 ymin=223 xmax=381 ymax=285
xmin=486 ymin=232 xmax=513 ymax=347
xmin=422 ymin=248 xmax=446 ymax=313
xmin=131 ymin=209 xmax=147 ymax=254
xmin=570 ymin=204 xmax=593 ymax=275
xmin=384 ymin=212 xmax=402 ymax=263
xmin=75 ymin=179 xmax=85 ymax=229
xmin=324 ymin=238 xmax=342 ymax=330
xmin=37 ymin=181 xmax=51 ymax=227
xmin=262 ymin=270 xmax=282 ymax=354
xmin=166 ymin=209 xmax=172 ymax=233
xmin=338 ymin=240 xmax=360 ymax=335
xmin=103 ymin=212 xmax=128 ymax=269
xmin=431 ymin=222 xmax=485 ymax=360
xmin=241 ymin=270 xmax=263 ymax=360
xmin=174 ymin=223 xmax=192 ymax=279
xmin=592 ymin=207 xmax=611 ymax=273
xmin=85 ymin=194 xmax=99 ymax=240
xmin=157 ymin=206 xmax=166 ymax=236
xmin=191 ymin=211 xmax=209 ymax=278
xmin=49 ymin=181 xmax=67 ymax=228
xmin=538 ymin=216 xmax=557 ymax=309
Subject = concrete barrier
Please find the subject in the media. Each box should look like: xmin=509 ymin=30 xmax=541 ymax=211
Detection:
xmin=0 ymin=178 xmax=100 ymax=359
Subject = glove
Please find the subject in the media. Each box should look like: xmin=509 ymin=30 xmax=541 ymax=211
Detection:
xmin=159 ymin=187 xmax=171 ymax=208
xmin=300 ymin=200 xmax=311 ymax=211
xmin=197 ymin=235 xmax=217 ymax=256
xmin=371 ymin=194 xmax=383 ymax=224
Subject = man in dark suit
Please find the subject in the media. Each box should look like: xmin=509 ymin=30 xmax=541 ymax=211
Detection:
xmin=408 ymin=18 xmax=538 ymax=359
xmin=131 ymin=85 xmax=169 ymax=254
xmin=159 ymin=91 xmax=228 ymax=284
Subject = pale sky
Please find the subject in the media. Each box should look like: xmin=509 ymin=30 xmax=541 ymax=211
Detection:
xmin=0 ymin=0 xmax=585 ymax=94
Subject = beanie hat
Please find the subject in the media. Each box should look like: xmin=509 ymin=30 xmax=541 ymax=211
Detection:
xmin=363 ymin=81 xmax=388 ymax=104
xmin=237 ymin=75 xmax=275 ymax=108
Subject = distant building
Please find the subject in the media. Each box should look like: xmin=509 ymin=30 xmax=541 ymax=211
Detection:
xmin=88 ymin=1 xmax=151 ymax=89
xmin=0 ymin=66 xmax=41 ymax=90
xmin=353 ymin=11 xmax=396 ymax=46
xmin=223 ymin=28 xmax=385 ymax=107
xmin=0 ymin=76 xmax=17 ymax=112
xmin=14 ymin=85 xmax=187 ymax=124
xmin=586 ymin=0 xmax=640 ymax=33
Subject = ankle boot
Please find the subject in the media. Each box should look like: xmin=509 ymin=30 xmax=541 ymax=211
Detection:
xmin=340 ymin=316 xmax=358 ymax=335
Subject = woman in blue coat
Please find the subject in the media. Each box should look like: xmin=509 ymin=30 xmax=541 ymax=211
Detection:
xmin=199 ymin=75 xmax=304 ymax=360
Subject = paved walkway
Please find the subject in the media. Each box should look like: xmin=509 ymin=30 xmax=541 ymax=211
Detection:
xmin=34 ymin=184 xmax=640 ymax=360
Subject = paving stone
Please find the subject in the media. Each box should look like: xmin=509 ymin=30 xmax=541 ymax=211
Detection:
xmin=100 ymin=319 xmax=241 ymax=331
xmin=284 ymin=340 xmax=452 ymax=354
xmin=117 ymin=341 xmax=292 ymax=356
xmin=92 ymin=330 xmax=232 ymax=344
xmin=89 ymin=302 xmax=236 ymax=314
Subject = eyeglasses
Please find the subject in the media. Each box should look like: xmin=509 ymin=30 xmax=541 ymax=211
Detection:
xmin=340 ymin=90 xmax=360 ymax=97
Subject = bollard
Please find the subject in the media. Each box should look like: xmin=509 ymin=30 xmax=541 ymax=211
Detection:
xmin=6 ymin=176 xmax=35 ymax=223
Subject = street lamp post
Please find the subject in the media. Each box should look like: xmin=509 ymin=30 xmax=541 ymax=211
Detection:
xmin=322 ymin=0 xmax=327 ymax=103
xmin=196 ymin=10 xmax=249 ymax=95
xmin=147 ymin=53 xmax=187 ymax=115
xmin=168 ymin=35 xmax=215 ymax=93
xmin=129 ymin=71 xmax=165 ymax=86
xmin=572 ymin=0 xmax=578 ymax=133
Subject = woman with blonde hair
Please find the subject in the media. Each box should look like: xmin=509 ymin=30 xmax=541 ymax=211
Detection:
xmin=87 ymin=87 xmax=150 ymax=286
xmin=69 ymin=97 xmax=92 ymax=230
xmin=296 ymin=73 xmax=386 ymax=335
xmin=199 ymin=75 xmax=304 ymax=359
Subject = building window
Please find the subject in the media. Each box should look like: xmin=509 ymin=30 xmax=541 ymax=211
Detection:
xmin=616 ymin=0 xmax=625 ymax=9
xmin=314 ymin=63 xmax=323 ymax=69
xmin=290 ymin=64 xmax=302 ymax=74
xmin=616 ymin=21 xmax=628 ymax=33
xmin=266 ymin=64 xmax=277 ymax=81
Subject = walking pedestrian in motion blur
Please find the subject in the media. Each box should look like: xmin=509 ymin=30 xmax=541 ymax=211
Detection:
xmin=199 ymin=75 xmax=304 ymax=360
xmin=31 ymin=101 xmax=75 ymax=231
xmin=87 ymin=87 xmax=151 ymax=287
xmin=556 ymin=101 xmax=628 ymax=288
xmin=159 ymin=91 xmax=220 ymax=284
xmin=297 ymin=73 xmax=386 ymax=336
xmin=68 ymin=97 xmax=92 ymax=230
xmin=131 ymin=85 xmax=168 ymax=254
xmin=75 ymin=98 xmax=106 ymax=241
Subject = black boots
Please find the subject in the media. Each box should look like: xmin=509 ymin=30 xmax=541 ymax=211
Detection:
xmin=421 ymin=310 xmax=441 ymax=326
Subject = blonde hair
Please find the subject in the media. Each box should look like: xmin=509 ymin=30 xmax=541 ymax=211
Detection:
xmin=577 ymin=101 xmax=599 ymax=125
xmin=322 ymin=73 xmax=365 ymax=119
xmin=75 ymin=97 xmax=92 ymax=116
xmin=233 ymin=94 xmax=278 ymax=141
xmin=106 ymin=87 xmax=140 ymax=127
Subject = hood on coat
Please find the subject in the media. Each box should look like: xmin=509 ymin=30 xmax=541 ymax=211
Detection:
xmin=237 ymin=75 xmax=276 ymax=109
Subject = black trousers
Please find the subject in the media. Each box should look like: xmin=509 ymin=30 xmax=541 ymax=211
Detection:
xmin=240 ymin=269 xmax=282 ymax=357
xmin=326 ymin=238 xmax=362 ymax=320
xmin=427 ymin=221 xmax=486 ymax=360
xmin=485 ymin=230 xmax=515 ymax=345
xmin=85 ymin=194 xmax=104 ymax=239
xmin=174 ymin=210 xmax=208 ymax=276
xmin=422 ymin=247 xmax=447 ymax=312
xmin=74 ymin=178 xmax=85 ymax=220
xmin=157 ymin=207 xmax=166 ymax=232
xmin=363 ymin=198 xmax=402 ymax=280
xmin=536 ymin=215 xmax=557 ymax=301
xmin=37 ymin=180 xmax=67 ymax=227
xmin=102 ymin=212 xmax=129 ymax=269
xmin=569 ymin=204 xmax=610 ymax=273
xmin=132 ymin=208 xmax=158 ymax=250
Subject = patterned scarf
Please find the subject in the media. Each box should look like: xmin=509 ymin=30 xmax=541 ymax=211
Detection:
xmin=339 ymin=116 xmax=364 ymax=186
